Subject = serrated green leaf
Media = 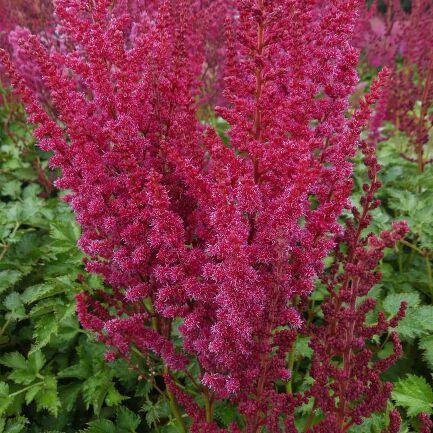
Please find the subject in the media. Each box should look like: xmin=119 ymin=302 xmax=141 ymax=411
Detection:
xmin=3 ymin=416 xmax=27 ymax=433
xmin=35 ymin=376 xmax=60 ymax=417
xmin=31 ymin=313 xmax=58 ymax=352
xmin=49 ymin=223 xmax=80 ymax=253
xmin=349 ymin=412 xmax=387 ymax=433
xmin=0 ymin=382 xmax=10 ymax=414
xmin=0 ymin=271 xmax=22 ymax=294
xmin=28 ymin=298 xmax=65 ymax=318
xmin=8 ymin=369 xmax=37 ymax=385
xmin=397 ymin=320 xmax=426 ymax=340
xmin=416 ymin=306 xmax=433 ymax=332
xmin=142 ymin=399 xmax=169 ymax=428
xmin=58 ymin=363 xmax=88 ymax=380
xmin=383 ymin=293 xmax=420 ymax=315
xmin=392 ymin=374 xmax=433 ymax=416
xmin=1 ymin=181 xmax=21 ymax=199
xmin=105 ymin=385 xmax=128 ymax=407
xmin=20 ymin=197 xmax=43 ymax=223
xmin=58 ymin=382 xmax=82 ymax=413
xmin=0 ymin=353 xmax=27 ymax=370
xmin=3 ymin=293 xmax=26 ymax=320
xmin=397 ymin=306 xmax=433 ymax=340
xmin=28 ymin=351 xmax=45 ymax=374
xmin=82 ymin=374 xmax=112 ymax=416
xmin=21 ymin=283 xmax=60 ymax=305
xmin=213 ymin=400 xmax=239 ymax=427
xmin=22 ymin=183 xmax=42 ymax=199
xmin=419 ymin=335 xmax=433 ymax=369
xmin=79 ymin=419 xmax=116 ymax=433
xmin=116 ymin=407 xmax=140 ymax=432
xmin=294 ymin=336 xmax=313 ymax=360
xmin=25 ymin=383 xmax=43 ymax=405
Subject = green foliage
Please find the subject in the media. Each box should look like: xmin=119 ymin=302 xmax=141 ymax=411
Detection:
xmin=0 ymin=87 xmax=145 ymax=432
xmin=392 ymin=375 xmax=433 ymax=417
xmin=347 ymin=125 xmax=433 ymax=430
xmin=79 ymin=407 xmax=141 ymax=433
xmin=1 ymin=61 xmax=433 ymax=432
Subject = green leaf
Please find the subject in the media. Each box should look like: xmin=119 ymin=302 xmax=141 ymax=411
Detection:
xmin=0 ymin=353 xmax=27 ymax=370
xmin=28 ymin=351 xmax=45 ymax=374
xmin=397 ymin=306 xmax=433 ymax=340
xmin=142 ymin=399 xmax=169 ymax=428
xmin=213 ymin=400 xmax=239 ymax=427
xmin=383 ymin=293 xmax=420 ymax=315
xmin=1 ymin=181 xmax=21 ymax=199
xmin=20 ymin=197 xmax=43 ymax=222
xmin=294 ymin=336 xmax=313 ymax=360
xmin=105 ymin=385 xmax=128 ymax=407
xmin=31 ymin=313 xmax=59 ymax=352
xmin=419 ymin=335 xmax=433 ymax=369
xmin=35 ymin=376 xmax=60 ymax=417
xmin=49 ymin=222 xmax=80 ymax=254
xmin=116 ymin=407 xmax=140 ymax=432
xmin=21 ymin=283 xmax=60 ymax=305
xmin=349 ymin=412 xmax=387 ymax=433
xmin=22 ymin=183 xmax=42 ymax=199
xmin=3 ymin=416 xmax=27 ymax=433
xmin=0 ymin=382 xmax=10 ymax=414
xmin=416 ymin=306 xmax=433 ymax=332
xmin=58 ymin=382 xmax=82 ymax=412
xmin=3 ymin=351 xmax=43 ymax=385
xmin=28 ymin=298 xmax=65 ymax=318
xmin=25 ymin=383 xmax=43 ymax=405
xmin=58 ymin=363 xmax=88 ymax=380
xmin=392 ymin=374 xmax=433 ymax=416
xmin=0 ymin=271 xmax=22 ymax=294
xmin=8 ymin=370 xmax=37 ymax=385
xmin=3 ymin=293 xmax=26 ymax=320
xmin=79 ymin=419 xmax=116 ymax=433
xmin=82 ymin=374 xmax=112 ymax=416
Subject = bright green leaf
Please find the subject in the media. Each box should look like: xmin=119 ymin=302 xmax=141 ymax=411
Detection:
xmin=392 ymin=374 xmax=433 ymax=416
xmin=0 ymin=353 xmax=27 ymax=370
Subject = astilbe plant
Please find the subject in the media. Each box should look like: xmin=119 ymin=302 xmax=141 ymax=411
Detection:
xmin=0 ymin=0 xmax=54 ymax=38
xmin=354 ymin=0 xmax=408 ymax=68
xmin=307 ymin=74 xmax=409 ymax=432
xmin=0 ymin=0 xmax=412 ymax=431
xmin=0 ymin=0 xmax=55 ymax=93
xmin=1 ymin=0 xmax=234 ymax=113
xmin=357 ymin=0 xmax=433 ymax=172
xmin=386 ymin=0 xmax=433 ymax=172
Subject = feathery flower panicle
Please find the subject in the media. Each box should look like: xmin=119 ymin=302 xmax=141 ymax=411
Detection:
xmin=307 ymin=73 xmax=409 ymax=433
xmin=419 ymin=413 xmax=433 ymax=433
xmin=1 ymin=0 xmax=206 ymax=373
xmin=0 ymin=0 xmax=55 ymax=90
xmin=0 ymin=0 xmax=54 ymax=38
xmin=381 ymin=410 xmax=401 ymax=433
xmin=385 ymin=0 xmax=433 ymax=172
xmin=182 ymin=0 xmax=388 ymax=429
xmin=354 ymin=0 xmax=408 ymax=68
xmin=355 ymin=0 xmax=433 ymax=172
xmin=206 ymin=0 xmax=360 ymax=375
